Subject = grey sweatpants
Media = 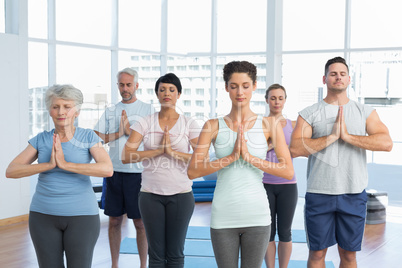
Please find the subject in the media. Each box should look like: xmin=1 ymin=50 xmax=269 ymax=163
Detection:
xmin=211 ymin=225 xmax=271 ymax=268
xmin=29 ymin=211 xmax=100 ymax=268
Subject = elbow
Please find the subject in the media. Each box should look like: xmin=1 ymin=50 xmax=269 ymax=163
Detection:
xmin=187 ymin=166 xmax=199 ymax=180
xmin=5 ymin=168 xmax=17 ymax=179
xmin=105 ymin=165 xmax=114 ymax=178
xmin=279 ymin=162 xmax=294 ymax=181
xmin=277 ymin=160 xmax=294 ymax=180
xmin=121 ymin=148 xmax=140 ymax=164
xmin=289 ymin=147 xmax=300 ymax=158
xmin=121 ymin=149 xmax=131 ymax=164
xmin=5 ymin=171 xmax=14 ymax=179
xmin=289 ymin=146 xmax=308 ymax=158
xmin=100 ymin=163 xmax=114 ymax=178
xmin=290 ymin=151 xmax=298 ymax=158
xmin=187 ymin=169 xmax=196 ymax=180
xmin=385 ymin=140 xmax=393 ymax=152
xmin=284 ymin=167 xmax=295 ymax=181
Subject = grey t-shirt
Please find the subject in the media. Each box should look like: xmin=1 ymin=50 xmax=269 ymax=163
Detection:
xmin=299 ymin=100 xmax=374 ymax=195
xmin=94 ymin=100 xmax=155 ymax=173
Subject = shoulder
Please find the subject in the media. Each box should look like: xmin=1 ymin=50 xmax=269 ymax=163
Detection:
xmin=105 ymin=102 xmax=121 ymax=112
xmin=300 ymin=101 xmax=325 ymax=115
xmin=77 ymin=127 xmax=93 ymax=134
xmin=348 ymin=100 xmax=374 ymax=111
xmin=135 ymin=100 xmax=155 ymax=111
xmin=298 ymin=101 xmax=326 ymax=124
xmin=201 ymin=118 xmax=219 ymax=132
xmin=181 ymin=114 xmax=199 ymax=126
xmin=29 ymin=129 xmax=53 ymax=145
xmin=37 ymin=129 xmax=54 ymax=138
xmin=71 ymin=128 xmax=101 ymax=148
xmin=132 ymin=112 xmax=156 ymax=130
xmin=76 ymin=127 xmax=99 ymax=139
xmin=262 ymin=116 xmax=275 ymax=128
xmin=198 ymin=119 xmax=219 ymax=142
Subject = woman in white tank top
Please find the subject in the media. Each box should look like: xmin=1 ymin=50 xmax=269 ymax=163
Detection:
xmin=188 ymin=61 xmax=294 ymax=268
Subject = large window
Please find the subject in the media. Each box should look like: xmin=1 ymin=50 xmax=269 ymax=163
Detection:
xmin=119 ymin=51 xmax=161 ymax=110
xmin=168 ymin=0 xmax=211 ymax=54
xmin=283 ymin=0 xmax=345 ymax=51
xmin=56 ymin=0 xmax=112 ymax=46
xmin=282 ymin=53 xmax=340 ymax=119
xmin=25 ymin=0 xmax=402 ymax=164
xmin=0 ymin=0 xmax=6 ymax=33
xmin=217 ymin=0 xmax=266 ymax=53
xmin=28 ymin=0 xmax=47 ymax=39
xmin=56 ymin=45 xmax=111 ymax=129
xmin=28 ymin=42 xmax=49 ymax=136
xmin=119 ymin=0 xmax=161 ymax=51
xmin=351 ymin=0 xmax=402 ymax=48
xmin=215 ymin=55 xmax=267 ymax=117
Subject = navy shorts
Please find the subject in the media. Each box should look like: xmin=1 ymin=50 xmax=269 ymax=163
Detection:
xmin=104 ymin=171 xmax=142 ymax=219
xmin=304 ymin=190 xmax=367 ymax=251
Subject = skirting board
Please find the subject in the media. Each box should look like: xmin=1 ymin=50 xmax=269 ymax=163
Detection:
xmin=0 ymin=214 xmax=29 ymax=227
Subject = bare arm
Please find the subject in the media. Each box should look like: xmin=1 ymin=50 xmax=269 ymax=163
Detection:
xmin=121 ymin=130 xmax=164 ymax=164
xmin=164 ymin=126 xmax=199 ymax=163
xmin=6 ymin=144 xmax=55 ymax=178
xmin=289 ymin=115 xmax=339 ymax=158
xmin=291 ymin=120 xmax=296 ymax=129
xmin=94 ymin=110 xmax=131 ymax=144
xmin=94 ymin=130 xmax=121 ymax=144
xmin=242 ymin=117 xmax=294 ymax=180
xmin=341 ymin=109 xmax=392 ymax=152
xmin=187 ymin=119 xmax=239 ymax=180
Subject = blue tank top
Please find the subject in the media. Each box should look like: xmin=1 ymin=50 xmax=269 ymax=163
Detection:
xmin=211 ymin=115 xmax=271 ymax=229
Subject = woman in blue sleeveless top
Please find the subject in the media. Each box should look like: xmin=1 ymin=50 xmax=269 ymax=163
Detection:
xmin=188 ymin=61 xmax=294 ymax=268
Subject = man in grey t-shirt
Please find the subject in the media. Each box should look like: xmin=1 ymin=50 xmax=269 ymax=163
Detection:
xmin=290 ymin=57 xmax=392 ymax=268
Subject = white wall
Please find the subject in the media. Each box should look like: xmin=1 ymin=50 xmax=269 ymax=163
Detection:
xmin=0 ymin=31 xmax=31 ymax=220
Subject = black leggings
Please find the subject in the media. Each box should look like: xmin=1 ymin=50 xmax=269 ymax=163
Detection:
xmin=29 ymin=211 xmax=100 ymax=268
xmin=139 ymin=191 xmax=195 ymax=268
xmin=264 ymin=183 xmax=298 ymax=242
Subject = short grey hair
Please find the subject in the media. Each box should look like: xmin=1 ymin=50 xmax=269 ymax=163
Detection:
xmin=45 ymin=84 xmax=84 ymax=111
xmin=117 ymin=67 xmax=139 ymax=84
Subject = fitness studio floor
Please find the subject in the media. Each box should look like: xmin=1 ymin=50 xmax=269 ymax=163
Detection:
xmin=1 ymin=158 xmax=402 ymax=267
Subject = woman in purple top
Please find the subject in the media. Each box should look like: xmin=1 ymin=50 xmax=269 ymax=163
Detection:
xmin=263 ymin=84 xmax=298 ymax=268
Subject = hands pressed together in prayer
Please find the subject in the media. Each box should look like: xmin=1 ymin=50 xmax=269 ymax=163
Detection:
xmin=331 ymin=106 xmax=351 ymax=144
xmin=158 ymin=126 xmax=174 ymax=156
xmin=231 ymin=125 xmax=251 ymax=162
xmin=119 ymin=110 xmax=131 ymax=137
xmin=49 ymin=133 xmax=67 ymax=169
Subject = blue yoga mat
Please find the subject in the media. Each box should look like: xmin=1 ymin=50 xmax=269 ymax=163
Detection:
xmin=185 ymin=256 xmax=335 ymax=268
xmin=121 ymin=234 xmax=308 ymax=257
xmin=185 ymin=226 xmax=306 ymax=243
xmin=120 ymin=234 xmax=334 ymax=268
xmin=121 ymin=238 xmax=214 ymax=257
xmin=185 ymin=226 xmax=211 ymax=240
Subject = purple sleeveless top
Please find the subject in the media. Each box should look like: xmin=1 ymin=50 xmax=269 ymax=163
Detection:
xmin=262 ymin=119 xmax=296 ymax=184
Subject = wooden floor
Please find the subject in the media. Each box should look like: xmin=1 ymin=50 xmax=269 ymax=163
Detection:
xmin=1 ymin=198 xmax=402 ymax=268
